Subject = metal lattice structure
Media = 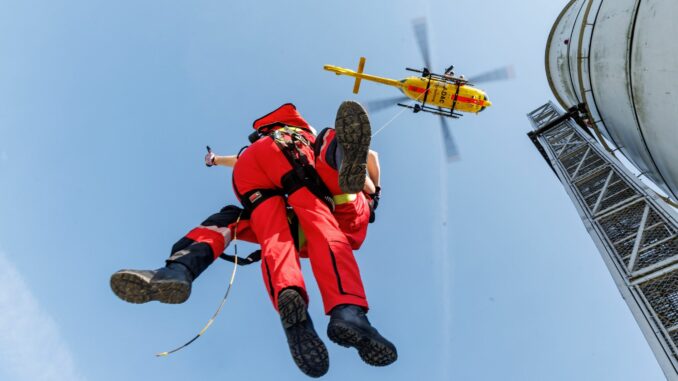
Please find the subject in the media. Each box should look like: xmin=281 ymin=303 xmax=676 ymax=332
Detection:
xmin=528 ymin=102 xmax=678 ymax=380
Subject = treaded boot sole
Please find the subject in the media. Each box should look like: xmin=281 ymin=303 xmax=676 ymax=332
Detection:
xmin=335 ymin=101 xmax=371 ymax=194
xmin=110 ymin=270 xmax=190 ymax=304
xmin=278 ymin=290 xmax=329 ymax=378
xmin=327 ymin=322 xmax=398 ymax=367
xmin=110 ymin=271 xmax=153 ymax=304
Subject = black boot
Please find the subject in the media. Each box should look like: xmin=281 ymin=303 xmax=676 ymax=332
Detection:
xmin=335 ymin=101 xmax=371 ymax=194
xmin=110 ymin=262 xmax=194 ymax=304
xmin=278 ymin=288 xmax=329 ymax=378
xmin=327 ymin=304 xmax=397 ymax=366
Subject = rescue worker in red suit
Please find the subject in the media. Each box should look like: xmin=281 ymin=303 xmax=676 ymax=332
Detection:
xmin=109 ymin=130 xmax=380 ymax=305
xmin=108 ymin=119 xmax=381 ymax=305
xmin=231 ymin=102 xmax=395 ymax=377
xmin=110 ymin=102 xmax=395 ymax=378
xmin=203 ymin=128 xmax=381 ymax=252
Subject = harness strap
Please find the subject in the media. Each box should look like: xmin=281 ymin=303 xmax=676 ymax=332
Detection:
xmin=237 ymin=145 xmax=249 ymax=158
xmin=220 ymin=249 xmax=261 ymax=266
xmin=281 ymin=171 xmax=304 ymax=195
xmin=271 ymin=128 xmax=335 ymax=212
xmin=239 ymin=188 xmax=284 ymax=211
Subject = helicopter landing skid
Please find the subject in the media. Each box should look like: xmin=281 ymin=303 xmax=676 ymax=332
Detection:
xmin=405 ymin=67 xmax=471 ymax=87
xmin=397 ymin=103 xmax=462 ymax=118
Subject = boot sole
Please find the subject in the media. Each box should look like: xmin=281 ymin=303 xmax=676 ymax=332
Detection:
xmin=110 ymin=271 xmax=190 ymax=304
xmin=327 ymin=322 xmax=397 ymax=367
xmin=278 ymin=290 xmax=329 ymax=378
xmin=335 ymin=101 xmax=371 ymax=194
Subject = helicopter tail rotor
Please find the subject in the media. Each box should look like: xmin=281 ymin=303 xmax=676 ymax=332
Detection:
xmin=352 ymin=57 xmax=367 ymax=94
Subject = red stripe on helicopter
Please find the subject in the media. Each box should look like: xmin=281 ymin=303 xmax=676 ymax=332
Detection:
xmin=454 ymin=95 xmax=484 ymax=105
xmin=408 ymin=85 xmax=486 ymax=106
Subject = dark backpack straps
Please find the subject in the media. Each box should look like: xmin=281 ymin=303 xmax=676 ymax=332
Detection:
xmin=219 ymin=249 xmax=261 ymax=266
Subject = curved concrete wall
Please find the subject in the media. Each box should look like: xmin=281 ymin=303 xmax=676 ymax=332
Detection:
xmin=546 ymin=0 xmax=678 ymax=200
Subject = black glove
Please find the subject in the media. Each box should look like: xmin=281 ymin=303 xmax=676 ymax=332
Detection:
xmin=369 ymin=186 xmax=381 ymax=211
xmin=368 ymin=186 xmax=381 ymax=223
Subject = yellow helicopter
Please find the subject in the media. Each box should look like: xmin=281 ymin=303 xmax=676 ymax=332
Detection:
xmin=324 ymin=18 xmax=514 ymax=161
xmin=324 ymin=57 xmax=491 ymax=118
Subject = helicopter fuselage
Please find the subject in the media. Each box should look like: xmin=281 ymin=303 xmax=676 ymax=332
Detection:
xmin=399 ymin=76 xmax=490 ymax=113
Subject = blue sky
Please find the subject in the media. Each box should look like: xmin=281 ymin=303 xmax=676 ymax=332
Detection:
xmin=0 ymin=1 xmax=667 ymax=380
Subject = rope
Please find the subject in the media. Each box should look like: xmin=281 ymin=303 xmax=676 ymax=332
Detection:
xmin=371 ymin=89 xmax=428 ymax=138
xmin=156 ymin=212 xmax=243 ymax=357
xmin=371 ymin=105 xmax=411 ymax=138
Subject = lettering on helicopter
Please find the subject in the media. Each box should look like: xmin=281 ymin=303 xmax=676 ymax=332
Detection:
xmin=439 ymin=87 xmax=449 ymax=104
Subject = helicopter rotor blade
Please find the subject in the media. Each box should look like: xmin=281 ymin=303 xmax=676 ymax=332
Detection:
xmin=412 ymin=17 xmax=433 ymax=70
xmin=468 ymin=65 xmax=515 ymax=84
xmin=365 ymin=96 xmax=411 ymax=113
xmin=440 ymin=116 xmax=460 ymax=162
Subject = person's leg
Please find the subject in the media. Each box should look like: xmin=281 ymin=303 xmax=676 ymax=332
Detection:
xmin=285 ymin=173 xmax=396 ymax=368
xmin=110 ymin=205 xmax=248 ymax=304
xmin=315 ymin=128 xmax=371 ymax=249
xmin=233 ymin=136 xmax=329 ymax=378
xmin=333 ymin=194 xmax=371 ymax=250
xmin=233 ymin=138 xmax=310 ymax=307
xmin=168 ymin=205 xmax=250 ymax=275
xmin=335 ymin=101 xmax=372 ymax=194
xmin=249 ymin=196 xmax=307 ymax=307
xmin=286 ymin=187 xmax=368 ymax=313
xmin=318 ymin=101 xmax=397 ymax=367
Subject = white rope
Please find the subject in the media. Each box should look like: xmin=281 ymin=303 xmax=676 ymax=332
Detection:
xmin=156 ymin=214 xmax=242 ymax=357
xmin=371 ymin=106 xmax=411 ymax=138
xmin=371 ymin=89 xmax=428 ymax=138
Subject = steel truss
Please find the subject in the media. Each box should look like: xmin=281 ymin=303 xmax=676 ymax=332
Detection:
xmin=528 ymin=102 xmax=678 ymax=380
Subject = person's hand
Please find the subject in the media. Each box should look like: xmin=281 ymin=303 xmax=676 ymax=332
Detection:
xmin=369 ymin=186 xmax=381 ymax=211
xmin=205 ymin=146 xmax=216 ymax=167
xmin=368 ymin=186 xmax=381 ymax=224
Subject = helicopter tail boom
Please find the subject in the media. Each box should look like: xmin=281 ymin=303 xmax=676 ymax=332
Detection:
xmin=324 ymin=58 xmax=403 ymax=91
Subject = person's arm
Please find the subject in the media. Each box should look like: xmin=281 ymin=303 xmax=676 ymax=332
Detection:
xmin=214 ymin=155 xmax=238 ymax=167
xmin=363 ymin=176 xmax=376 ymax=194
xmin=364 ymin=150 xmax=382 ymax=223
xmin=363 ymin=150 xmax=381 ymax=193
xmin=205 ymin=150 xmax=238 ymax=168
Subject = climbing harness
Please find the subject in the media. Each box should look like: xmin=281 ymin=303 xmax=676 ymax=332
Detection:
xmin=233 ymin=126 xmax=336 ymax=214
xmin=272 ymin=127 xmax=336 ymax=212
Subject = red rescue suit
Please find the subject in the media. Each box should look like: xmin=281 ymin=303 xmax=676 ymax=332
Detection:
xmin=232 ymin=104 xmax=368 ymax=314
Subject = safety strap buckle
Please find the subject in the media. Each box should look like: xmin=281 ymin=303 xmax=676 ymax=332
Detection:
xmin=239 ymin=189 xmax=284 ymax=211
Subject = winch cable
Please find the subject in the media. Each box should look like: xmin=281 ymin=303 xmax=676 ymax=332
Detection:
xmin=371 ymin=90 xmax=427 ymax=138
